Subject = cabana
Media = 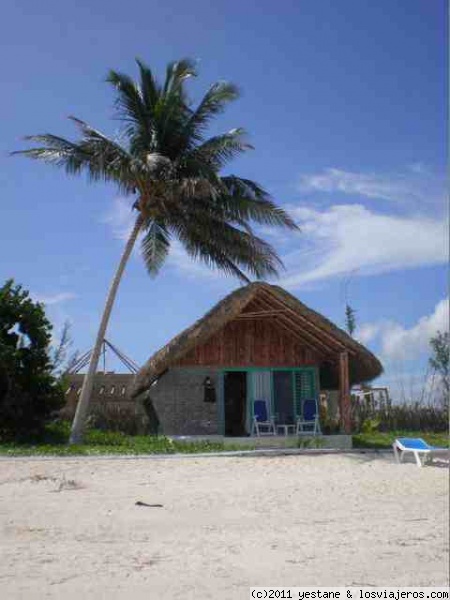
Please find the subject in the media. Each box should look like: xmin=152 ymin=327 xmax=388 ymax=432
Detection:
xmin=132 ymin=282 xmax=382 ymax=436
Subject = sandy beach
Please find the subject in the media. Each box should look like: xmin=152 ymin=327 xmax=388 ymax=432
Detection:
xmin=0 ymin=452 xmax=448 ymax=598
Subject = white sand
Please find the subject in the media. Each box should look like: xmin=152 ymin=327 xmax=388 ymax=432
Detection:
xmin=0 ymin=453 xmax=448 ymax=598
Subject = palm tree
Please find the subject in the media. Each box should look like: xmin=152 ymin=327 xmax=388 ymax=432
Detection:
xmin=14 ymin=58 xmax=298 ymax=443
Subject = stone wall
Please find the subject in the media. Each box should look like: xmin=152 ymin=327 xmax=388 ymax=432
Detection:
xmin=63 ymin=373 xmax=136 ymax=416
xmin=61 ymin=372 xmax=152 ymax=434
xmin=148 ymin=368 xmax=219 ymax=435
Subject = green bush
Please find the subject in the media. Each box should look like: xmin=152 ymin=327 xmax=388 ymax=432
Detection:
xmin=361 ymin=418 xmax=381 ymax=434
xmin=0 ymin=420 xmax=242 ymax=455
xmin=0 ymin=280 xmax=65 ymax=441
xmin=351 ymin=394 xmax=448 ymax=433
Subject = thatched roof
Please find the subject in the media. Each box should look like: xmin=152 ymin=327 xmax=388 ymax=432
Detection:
xmin=132 ymin=282 xmax=382 ymax=396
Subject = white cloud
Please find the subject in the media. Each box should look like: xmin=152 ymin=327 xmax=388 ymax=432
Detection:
xmin=298 ymin=167 xmax=445 ymax=208
xmin=33 ymin=292 xmax=77 ymax=306
xmin=356 ymin=298 xmax=449 ymax=402
xmin=381 ymin=297 xmax=449 ymax=362
xmin=357 ymin=322 xmax=380 ymax=345
xmin=101 ymin=197 xmax=135 ymax=241
xmin=299 ymin=168 xmax=405 ymax=201
xmin=281 ymin=204 xmax=448 ymax=288
xmin=356 ymin=297 xmax=449 ymax=363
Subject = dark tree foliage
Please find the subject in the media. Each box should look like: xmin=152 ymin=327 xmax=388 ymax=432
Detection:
xmin=429 ymin=330 xmax=449 ymax=407
xmin=0 ymin=279 xmax=64 ymax=440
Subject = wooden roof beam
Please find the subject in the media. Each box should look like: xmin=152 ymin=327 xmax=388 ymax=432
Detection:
xmin=259 ymin=288 xmax=354 ymax=354
xmin=236 ymin=309 xmax=287 ymax=319
xmin=271 ymin=317 xmax=325 ymax=355
xmin=253 ymin=292 xmax=338 ymax=354
xmin=249 ymin=294 xmax=334 ymax=355
xmin=274 ymin=313 xmax=332 ymax=355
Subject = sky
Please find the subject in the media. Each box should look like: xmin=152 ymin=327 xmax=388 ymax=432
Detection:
xmin=1 ymin=0 xmax=448 ymax=402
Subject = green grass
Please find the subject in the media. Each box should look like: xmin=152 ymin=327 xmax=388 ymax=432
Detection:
xmin=1 ymin=422 xmax=448 ymax=456
xmin=0 ymin=438 xmax=248 ymax=456
xmin=353 ymin=431 xmax=449 ymax=450
xmin=0 ymin=422 xmax=253 ymax=456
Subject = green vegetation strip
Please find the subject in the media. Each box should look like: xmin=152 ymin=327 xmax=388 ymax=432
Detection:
xmin=353 ymin=431 xmax=449 ymax=450
xmin=0 ymin=422 xmax=252 ymax=456
xmin=0 ymin=423 xmax=448 ymax=456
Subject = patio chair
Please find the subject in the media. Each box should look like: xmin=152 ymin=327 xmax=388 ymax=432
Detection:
xmin=296 ymin=398 xmax=320 ymax=436
xmin=392 ymin=437 xmax=449 ymax=468
xmin=251 ymin=399 xmax=275 ymax=436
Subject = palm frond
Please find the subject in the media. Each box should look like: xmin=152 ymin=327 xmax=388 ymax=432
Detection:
xmin=107 ymin=68 xmax=155 ymax=154
xmin=67 ymin=117 xmax=137 ymax=190
xmin=184 ymin=81 xmax=240 ymax=142
xmin=204 ymin=219 xmax=284 ymax=278
xmin=220 ymin=176 xmax=299 ymax=229
xmin=176 ymin=177 xmax=223 ymax=201
xmin=175 ymin=226 xmax=251 ymax=283
xmin=162 ymin=59 xmax=197 ymax=97
xmin=135 ymin=59 xmax=160 ymax=113
xmin=11 ymin=134 xmax=87 ymax=171
xmin=187 ymin=129 xmax=251 ymax=170
xmin=14 ymin=121 xmax=137 ymax=193
xmin=141 ymin=220 xmax=171 ymax=276
xmin=171 ymin=208 xmax=282 ymax=280
xmin=68 ymin=117 xmax=133 ymax=163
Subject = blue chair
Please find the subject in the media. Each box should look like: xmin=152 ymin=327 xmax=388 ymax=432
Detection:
xmin=296 ymin=398 xmax=320 ymax=436
xmin=393 ymin=438 xmax=449 ymax=468
xmin=251 ymin=399 xmax=275 ymax=436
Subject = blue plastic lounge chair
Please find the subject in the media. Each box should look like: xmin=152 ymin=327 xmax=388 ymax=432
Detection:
xmin=251 ymin=399 xmax=275 ymax=436
xmin=393 ymin=437 xmax=449 ymax=468
xmin=296 ymin=398 xmax=320 ymax=436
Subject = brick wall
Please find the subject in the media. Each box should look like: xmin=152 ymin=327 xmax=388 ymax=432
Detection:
xmin=148 ymin=367 xmax=219 ymax=435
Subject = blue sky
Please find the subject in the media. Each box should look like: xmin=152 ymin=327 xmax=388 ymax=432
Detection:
xmin=1 ymin=0 xmax=448 ymax=401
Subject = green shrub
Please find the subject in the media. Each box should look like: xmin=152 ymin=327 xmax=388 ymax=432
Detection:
xmin=351 ymin=394 xmax=448 ymax=434
xmin=0 ymin=280 xmax=65 ymax=441
xmin=83 ymin=403 xmax=155 ymax=436
xmin=361 ymin=418 xmax=380 ymax=434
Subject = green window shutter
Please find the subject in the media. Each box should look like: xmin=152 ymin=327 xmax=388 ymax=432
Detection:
xmin=294 ymin=370 xmax=317 ymax=417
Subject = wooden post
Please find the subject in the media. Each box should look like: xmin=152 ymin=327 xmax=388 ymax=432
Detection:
xmin=339 ymin=351 xmax=351 ymax=434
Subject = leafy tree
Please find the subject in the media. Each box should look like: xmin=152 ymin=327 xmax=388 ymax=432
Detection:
xmin=429 ymin=330 xmax=449 ymax=407
xmin=0 ymin=279 xmax=65 ymax=440
xmin=14 ymin=58 xmax=297 ymax=443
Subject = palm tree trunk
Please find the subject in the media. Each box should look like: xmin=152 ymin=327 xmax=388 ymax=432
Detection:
xmin=69 ymin=215 xmax=143 ymax=444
